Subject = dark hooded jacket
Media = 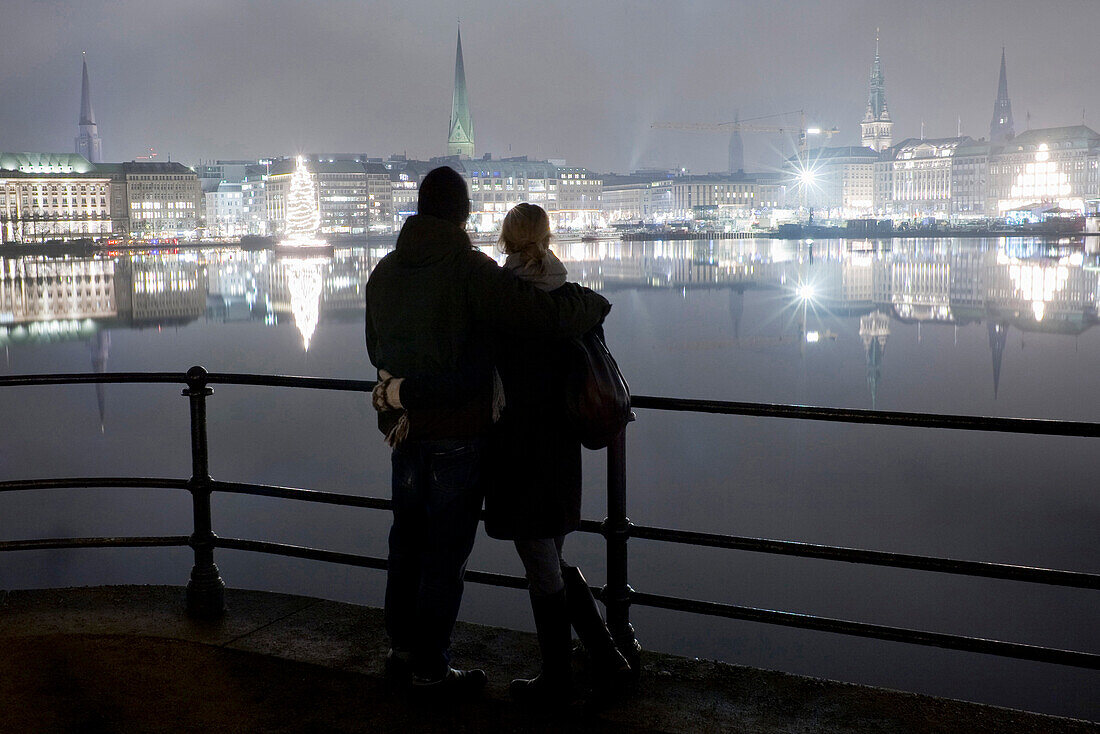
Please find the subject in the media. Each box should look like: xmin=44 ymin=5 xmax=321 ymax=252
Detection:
xmin=365 ymin=214 xmax=609 ymax=441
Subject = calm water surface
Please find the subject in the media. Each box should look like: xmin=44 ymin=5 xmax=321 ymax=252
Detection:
xmin=1 ymin=236 xmax=1097 ymax=719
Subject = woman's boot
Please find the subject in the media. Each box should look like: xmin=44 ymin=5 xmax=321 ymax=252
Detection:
xmin=510 ymin=588 xmax=574 ymax=703
xmin=561 ymin=565 xmax=631 ymax=682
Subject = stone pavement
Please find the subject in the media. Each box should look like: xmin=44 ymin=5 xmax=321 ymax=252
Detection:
xmin=0 ymin=586 xmax=1095 ymax=734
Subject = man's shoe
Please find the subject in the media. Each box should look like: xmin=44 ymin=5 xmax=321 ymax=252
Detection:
xmin=509 ymin=672 xmax=577 ymax=705
xmin=410 ymin=667 xmax=488 ymax=696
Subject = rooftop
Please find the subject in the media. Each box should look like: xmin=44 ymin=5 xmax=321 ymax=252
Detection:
xmin=1 ymin=585 xmax=1093 ymax=734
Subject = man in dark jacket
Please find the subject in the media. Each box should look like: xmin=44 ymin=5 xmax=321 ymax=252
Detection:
xmin=364 ymin=166 xmax=609 ymax=692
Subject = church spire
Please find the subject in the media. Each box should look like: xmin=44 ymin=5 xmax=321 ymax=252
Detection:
xmin=80 ymin=54 xmax=95 ymax=125
xmin=448 ymin=27 xmax=474 ymax=159
xmin=860 ymin=30 xmax=893 ymax=152
xmin=75 ymin=53 xmax=103 ymax=163
xmin=989 ymin=48 xmax=1015 ymax=144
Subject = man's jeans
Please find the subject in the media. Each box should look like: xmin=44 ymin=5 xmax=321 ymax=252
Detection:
xmin=384 ymin=437 xmax=484 ymax=680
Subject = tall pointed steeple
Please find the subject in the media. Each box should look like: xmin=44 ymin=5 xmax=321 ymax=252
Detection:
xmin=75 ymin=53 xmax=103 ymax=163
xmin=989 ymin=48 xmax=1015 ymax=144
xmin=860 ymin=31 xmax=893 ymax=152
xmin=447 ymin=27 xmax=474 ymax=159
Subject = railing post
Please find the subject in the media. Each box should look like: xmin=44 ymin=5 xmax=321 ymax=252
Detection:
xmin=602 ymin=414 xmax=641 ymax=670
xmin=182 ymin=365 xmax=225 ymax=619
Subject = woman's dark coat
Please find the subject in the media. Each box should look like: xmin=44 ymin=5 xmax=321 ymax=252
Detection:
xmin=483 ymin=285 xmax=582 ymax=540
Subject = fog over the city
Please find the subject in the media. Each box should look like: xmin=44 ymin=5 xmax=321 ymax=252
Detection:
xmin=2 ymin=0 xmax=1098 ymax=172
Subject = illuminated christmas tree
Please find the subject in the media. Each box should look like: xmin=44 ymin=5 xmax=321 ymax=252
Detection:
xmin=282 ymin=156 xmax=324 ymax=247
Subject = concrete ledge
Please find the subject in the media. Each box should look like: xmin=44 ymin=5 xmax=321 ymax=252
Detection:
xmin=0 ymin=586 xmax=1095 ymax=733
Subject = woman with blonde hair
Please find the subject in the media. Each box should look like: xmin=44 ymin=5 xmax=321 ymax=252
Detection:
xmin=484 ymin=203 xmax=631 ymax=703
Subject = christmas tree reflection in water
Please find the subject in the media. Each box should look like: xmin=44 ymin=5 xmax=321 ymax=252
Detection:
xmin=282 ymin=256 xmax=327 ymax=350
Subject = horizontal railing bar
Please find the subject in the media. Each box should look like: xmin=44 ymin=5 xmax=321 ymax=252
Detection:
xmin=0 ymin=477 xmax=191 ymax=493
xmin=215 ymin=537 xmax=531 ymax=590
xmin=629 ymin=590 xmax=1100 ymax=669
xmin=216 ymin=537 xmax=388 ymax=570
xmin=0 ymin=372 xmax=186 ymax=387
xmin=630 ymin=524 xmax=1100 ymax=589
xmin=577 ymin=519 xmax=604 ymax=534
xmin=0 ymin=536 xmax=190 ymax=552
xmin=629 ymin=395 xmax=1100 ymax=438
xmin=211 ymin=481 xmax=392 ymax=511
xmin=4 ymin=371 xmax=1098 ymax=438
xmin=205 ymin=373 xmax=376 ymax=393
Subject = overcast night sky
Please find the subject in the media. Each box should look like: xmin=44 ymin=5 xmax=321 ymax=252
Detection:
xmin=1 ymin=0 xmax=1098 ymax=173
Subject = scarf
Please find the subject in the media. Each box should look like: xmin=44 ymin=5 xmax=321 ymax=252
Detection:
xmin=504 ymin=251 xmax=568 ymax=292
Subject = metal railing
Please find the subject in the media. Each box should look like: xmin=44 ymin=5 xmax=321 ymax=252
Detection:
xmin=1 ymin=366 xmax=1097 ymax=671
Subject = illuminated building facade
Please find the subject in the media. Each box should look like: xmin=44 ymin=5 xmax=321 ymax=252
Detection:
xmin=265 ymin=158 xmax=393 ymax=236
xmin=241 ymin=164 xmax=270 ymax=235
xmin=949 ymin=141 xmax=994 ymax=219
xmin=988 ymin=126 xmax=1100 ymax=215
xmin=456 ymin=157 xmax=559 ymax=231
xmin=877 ymin=137 xmax=973 ymax=220
xmin=792 ymin=147 xmax=877 ymax=218
xmin=601 ymin=175 xmax=673 ymax=224
xmin=554 ymin=167 xmax=603 ymax=229
xmin=0 ymin=153 xmax=112 ymax=244
xmin=205 ymin=182 xmax=245 ymax=238
xmin=94 ymin=162 xmax=201 ymax=238
xmin=669 ymin=176 xmax=758 ymax=221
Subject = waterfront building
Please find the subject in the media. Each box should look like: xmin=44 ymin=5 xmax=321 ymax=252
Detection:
xmin=386 ymin=158 xmax=432 ymax=227
xmin=989 ymin=49 xmax=1015 ymax=145
xmin=94 ymin=162 xmax=201 ymax=238
xmin=860 ymin=34 xmax=893 ymax=153
xmin=878 ymin=137 xmax=975 ymax=220
xmin=988 ymin=126 xmax=1100 ymax=215
xmin=74 ymin=56 xmax=103 ymax=164
xmin=194 ymin=160 xmax=256 ymax=188
xmin=601 ymin=173 xmax=674 ymax=224
xmin=793 ymin=146 xmax=878 ymax=219
xmin=668 ymin=175 xmax=758 ymax=222
xmin=554 ymin=167 xmax=603 ymax=229
xmin=0 ymin=152 xmax=112 ymax=244
xmin=204 ymin=181 xmax=245 ymax=238
xmin=447 ymin=28 xmax=474 ymax=159
xmin=949 ymin=140 xmax=996 ymax=220
xmin=752 ymin=173 xmax=789 ymax=210
xmin=453 ymin=156 xmax=559 ymax=231
xmin=264 ymin=157 xmax=393 ymax=237
xmin=241 ymin=164 xmax=271 ymax=235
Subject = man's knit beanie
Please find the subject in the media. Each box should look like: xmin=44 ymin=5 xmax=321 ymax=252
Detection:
xmin=418 ymin=166 xmax=470 ymax=225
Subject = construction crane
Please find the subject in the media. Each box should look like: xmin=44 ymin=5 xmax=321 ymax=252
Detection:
xmin=652 ymin=110 xmax=839 ymax=214
xmin=651 ymin=109 xmax=838 ymax=172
